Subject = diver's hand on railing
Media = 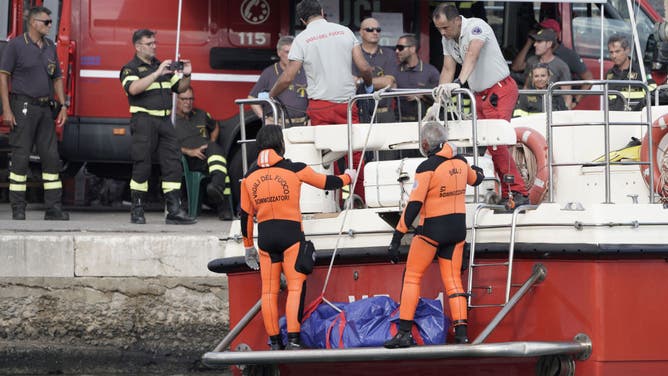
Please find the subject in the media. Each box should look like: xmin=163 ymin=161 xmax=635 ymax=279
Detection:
xmin=244 ymin=246 xmax=260 ymax=270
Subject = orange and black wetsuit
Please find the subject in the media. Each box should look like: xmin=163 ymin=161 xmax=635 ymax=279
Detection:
xmin=393 ymin=143 xmax=483 ymax=331
xmin=240 ymin=148 xmax=351 ymax=337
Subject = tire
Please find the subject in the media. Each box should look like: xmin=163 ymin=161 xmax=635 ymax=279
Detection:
xmin=228 ymin=143 xmax=258 ymax=211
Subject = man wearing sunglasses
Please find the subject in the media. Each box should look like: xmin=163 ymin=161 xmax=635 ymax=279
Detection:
xmin=0 ymin=6 xmax=69 ymax=221
xmin=353 ymin=18 xmax=398 ymax=124
xmin=394 ymin=34 xmax=440 ymax=123
xmin=433 ymin=4 xmax=529 ymax=207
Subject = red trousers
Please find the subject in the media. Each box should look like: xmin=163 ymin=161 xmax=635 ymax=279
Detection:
xmin=307 ymin=100 xmax=365 ymax=201
xmin=474 ymin=76 xmax=527 ymax=197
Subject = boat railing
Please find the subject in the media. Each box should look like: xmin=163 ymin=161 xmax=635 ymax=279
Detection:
xmin=233 ymin=98 xmax=285 ymax=175
xmin=545 ymin=80 xmax=654 ymax=204
xmin=346 ymin=87 xmax=483 ymax=202
xmin=467 ymin=203 xmax=538 ymax=309
xmin=518 ymin=88 xmax=626 ymax=112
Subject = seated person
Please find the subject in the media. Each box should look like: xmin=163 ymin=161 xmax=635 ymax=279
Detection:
xmin=514 ymin=63 xmax=567 ymax=117
xmin=521 ymin=29 xmax=572 ymax=108
xmin=512 ymin=19 xmax=592 ymax=108
xmin=175 ymin=87 xmax=233 ymax=220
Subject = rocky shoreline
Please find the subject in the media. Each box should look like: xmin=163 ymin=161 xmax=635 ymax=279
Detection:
xmin=0 ymin=277 xmax=230 ymax=375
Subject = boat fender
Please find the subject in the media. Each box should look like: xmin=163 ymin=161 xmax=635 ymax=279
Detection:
xmin=514 ymin=127 xmax=549 ymax=204
xmin=640 ymin=114 xmax=668 ymax=197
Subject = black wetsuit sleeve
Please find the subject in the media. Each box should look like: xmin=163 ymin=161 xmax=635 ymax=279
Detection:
xmin=401 ymin=201 xmax=422 ymax=231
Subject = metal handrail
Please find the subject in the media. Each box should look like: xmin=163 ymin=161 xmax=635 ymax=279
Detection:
xmin=346 ymin=88 xmax=481 ymax=202
xmin=517 ymin=88 xmax=626 ymax=113
xmin=467 ymin=203 xmax=538 ymax=309
xmin=545 ymin=80 xmax=654 ymax=204
xmin=234 ymin=98 xmax=283 ymax=175
xmin=473 ymin=263 xmax=547 ymax=344
xmin=202 ymin=332 xmax=591 ymax=367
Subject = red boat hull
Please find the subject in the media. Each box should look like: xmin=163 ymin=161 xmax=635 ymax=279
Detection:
xmin=225 ymin=257 xmax=668 ymax=375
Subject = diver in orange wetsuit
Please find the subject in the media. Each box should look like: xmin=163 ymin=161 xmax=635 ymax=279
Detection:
xmin=384 ymin=121 xmax=484 ymax=348
xmin=239 ymin=124 xmax=355 ymax=350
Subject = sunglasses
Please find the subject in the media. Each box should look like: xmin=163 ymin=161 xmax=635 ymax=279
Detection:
xmin=363 ymin=27 xmax=381 ymax=33
xmin=395 ymin=44 xmax=412 ymax=51
xmin=35 ymin=19 xmax=53 ymax=26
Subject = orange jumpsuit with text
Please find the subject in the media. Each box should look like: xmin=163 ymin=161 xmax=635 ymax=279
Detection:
xmin=240 ymin=148 xmax=351 ymax=337
xmin=393 ymin=143 xmax=483 ymax=330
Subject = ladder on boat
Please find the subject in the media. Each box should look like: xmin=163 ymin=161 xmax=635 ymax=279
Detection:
xmin=466 ymin=203 xmax=537 ymax=309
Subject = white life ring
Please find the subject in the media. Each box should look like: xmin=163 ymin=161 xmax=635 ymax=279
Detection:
xmin=640 ymin=113 xmax=668 ymax=197
xmin=513 ymin=127 xmax=549 ymax=205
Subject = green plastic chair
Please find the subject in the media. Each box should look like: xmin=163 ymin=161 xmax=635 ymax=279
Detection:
xmin=181 ymin=155 xmax=205 ymax=218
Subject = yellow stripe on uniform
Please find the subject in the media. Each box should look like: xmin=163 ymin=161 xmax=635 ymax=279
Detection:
xmin=43 ymin=181 xmax=63 ymax=190
xmin=209 ymin=165 xmax=228 ymax=175
xmin=146 ymin=81 xmax=173 ymax=91
xmin=162 ymin=181 xmax=181 ymax=192
xmin=170 ymin=74 xmax=180 ymax=86
xmin=130 ymin=180 xmax=149 ymax=192
xmin=42 ymin=172 xmax=59 ymax=181
xmin=9 ymin=172 xmax=27 ymax=182
xmin=129 ymin=106 xmax=171 ymax=116
xmin=207 ymin=155 xmax=227 ymax=164
xmin=9 ymin=183 xmax=26 ymax=192
xmin=122 ymin=75 xmax=139 ymax=87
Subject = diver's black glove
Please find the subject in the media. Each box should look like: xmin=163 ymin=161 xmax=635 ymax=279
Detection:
xmin=471 ymin=165 xmax=483 ymax=174
xmin=388 ymin=231 xmax=403 ymax=264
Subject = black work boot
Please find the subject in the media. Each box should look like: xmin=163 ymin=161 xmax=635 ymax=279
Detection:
xmin=269 ymin=335 xmax=285 ymax=351
xmin=130 ymin=191 xmax=146 ymax=224
xmin=454 ymin=325 xmax=469 ymax=344
xmin=164 ymin=190 xmax=197 ymax=225
xmin=285 ymin=332 xmax=303 ymax=350
xmin=384 ymin=330 xmax=414 ymax=348
xmin=44 ymin=204 xmax=70 ymax=221
xmin=206 ymin=181 xmax=225 ymax=204
xmin=217 ymin=195 xmax=233 ymax=220
xmin=11 ymin=204 xmax=26 ymax=220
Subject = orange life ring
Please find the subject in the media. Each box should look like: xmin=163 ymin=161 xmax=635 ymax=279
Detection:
xmin=640 ymin=113 xmax=668 ymax=197
xmin=514 ymin=127 xmax=549 ymax=205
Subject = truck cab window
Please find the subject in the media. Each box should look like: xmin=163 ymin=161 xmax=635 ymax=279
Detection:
xmin=0 ymin=0 xmax=9 ymax=40
xmin=572 ymin=1 xmax=653 ymax=59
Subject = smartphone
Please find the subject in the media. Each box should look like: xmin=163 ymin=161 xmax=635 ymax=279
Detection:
xmin=168 ymin=61 xmax=184 ymax=71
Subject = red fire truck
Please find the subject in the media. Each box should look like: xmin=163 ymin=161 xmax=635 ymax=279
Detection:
xmin=0 ymin=0 xmax=662 ymax=207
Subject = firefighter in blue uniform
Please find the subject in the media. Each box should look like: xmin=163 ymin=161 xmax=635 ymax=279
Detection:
xmin=0 ymin=6 xmax=69 ymax=221
xmin=119 ymin=29 xmax=195 ymax=225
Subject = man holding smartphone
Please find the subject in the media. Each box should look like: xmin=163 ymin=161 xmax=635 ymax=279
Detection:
xmin=119 ymin=29 xmax=195 ymax=225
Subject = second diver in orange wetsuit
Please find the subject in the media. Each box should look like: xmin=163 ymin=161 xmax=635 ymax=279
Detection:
xmin=239 ymin=124 xmax=355 ymax=350
xmin=384 ymin=121 xmax=484 ymax=348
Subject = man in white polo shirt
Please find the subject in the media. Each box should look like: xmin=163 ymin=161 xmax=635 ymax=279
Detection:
xmin=269 ymin=0 xmax=373 ymax=202
xmin=433 ymin=3 xmax=528 ymax=206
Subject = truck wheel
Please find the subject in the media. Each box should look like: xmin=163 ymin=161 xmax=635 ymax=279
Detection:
xmin=228 ymin=143 xmax=258 ymax=211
